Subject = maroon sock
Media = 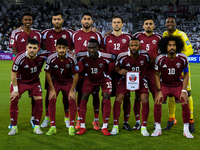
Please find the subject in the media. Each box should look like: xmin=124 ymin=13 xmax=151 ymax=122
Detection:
xmin=101 ymin=99 xmax=104 ymax=117
xmin=141 ymin=102 xmax=149 ymax=126
xmin=113 ymin=100 xmax=122 ymax=125
xmin=77 ymin=92 xmax=82 ymax=117
xmin=79 ymin=99 xmax=87 ymax=123
xmin=103 ymin=99 xmax=111 ymax=124
xmin=69 ymin=99 xmax=77 ymax=126
xmin=48 ymin=98 xmax=56 ymax=126
xmin=34 ymin=99 xmax=43 ymax=125
xmin=31 ymin=97 xmax=35 ymax=116
xmin=62 ymin=93 xmax=69 ymax=118
xmin=93 ymin=92 xmax=100 ymax=119
xmin=123 ymin=98 xmax=131 ymax=122
xmin=45 ymin=91 xmax=49 ymax=116
xmin=154 ymin=104 xmax=162 ymax=123
xmin=10 ymin=98 xmax=19 ymax=126
xmin=134 ymin=99 xmax=141 ymax=121
xmin=182 ymin=103 xmax=190 ymax=123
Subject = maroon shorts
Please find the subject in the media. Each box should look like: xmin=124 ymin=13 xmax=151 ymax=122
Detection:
xmin=146 ymin=70 xmax=156 ymax=94
xmin=116 ymin=79 xmax=149 ymax=96
xmin=82 ymin=77 xmax=112 ymax=94
xmin=10 ymin=81 xmax=43 ymax=97
xmin=159 ymin=85 xmax=186 ymax=103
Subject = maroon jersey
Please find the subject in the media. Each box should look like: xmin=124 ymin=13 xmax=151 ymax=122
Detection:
xmin=77 ymin=51 xmax=112 ymax=82
xmin=9 ymin=28 xmax=42 ymax=53
xmin=116 ymin=50 xmax=150 ymax=81
xmin=154 ymin=53 xmax=188 ymax=87
xmin=44 ymin=52 xmax=78 ymax=84
xmin=12 ymin=50 xmax=49 ymax=83
xmin=72 ymin=29 xmax=104 ymax=54
xmin=133 ymin=32 xmax=162 ymax=59
xmin=104 ymin=32 xmax=132 ymax=57
xmin=42 ymin=28 xmax=73 ymax=52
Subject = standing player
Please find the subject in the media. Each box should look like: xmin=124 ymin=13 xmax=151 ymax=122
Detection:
xmin=8 ymin=39 xmax=48 ymax=135
xmin=44 ymin=38 xmax=78 ymax=136
xmin=8 ymin=12 xmax=42 ymax=128
xmin=132 ymin=17 xmax=162 ymax=131
xmin=72 ymin=12 xmax=104 ymax=130
xmin=104 ymin=15 xmax=132 ymax=131
xmin=40 ymin=11 xmax=73 ymax=128
xmin=163 ymin=16 xmax=195 ymax=132
xmin=76 ymin=39 xmax=112 ymax=136
xmin=110 ymin=38 xmax=150 ymax=136
xmin=152 ymin=36 xmax=193 ymax=138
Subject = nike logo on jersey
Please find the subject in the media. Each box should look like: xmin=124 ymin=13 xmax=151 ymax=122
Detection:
xmin=24 ymin=65 xmax=29 ymax=68
xmin=78 ymin=37 xmax=82 ymax=40
xmin=21 ymin=38 xmax=25 ymax=42
xmin=162 ymin=64 xmax=167 ymax=68
xmin=140 ymin=40 xmax=144 ymax=43
xmin=126 ymin=63 xmax=131 ymax=66
xmin=108 ymin=40 xmax=112 ymax=43
xmin=54 ymin=65 xmax=59 ymax=68
xmin=49 ymin=35 xmax=53 ymax=38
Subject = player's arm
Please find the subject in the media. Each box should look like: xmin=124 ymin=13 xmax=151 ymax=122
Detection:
xmin=181 ymin=33 xmax=193 ymax=57
xmin=12 ymin=47 xmax=18 ymax=56
xmin=10 ymin=71 xmax=19 ymax=101
xmin=115 ymin=66 xmax=127 ymax=75
xmin=69 ymin=73 xmax=79 ymax=100
xmin=46 ymin=72 xmax=56 ymax=100
xmin=154 ymin=71 xmax=163 ymax=105
xmin=180 ymin=65 xmax=189 ymax=103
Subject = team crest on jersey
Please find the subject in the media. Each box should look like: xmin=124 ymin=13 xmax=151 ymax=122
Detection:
xmin=140 ymin=60 xmax=144 ymax=66
xmin=152 ymin=40 xmax=157 ymax=44
xmin=66 ymin=64 xmax=70 ymax=68
xmin=122 ymin=39 xmax=126 ymax=43
xmin=62 ymin=35 xmax=66 ymax=39
xmin=176 ymin=63 xmax=181 ymax=68
xmin=34 ymin=36 xmax=37 ymax=40
xmin=99 ymin=63 xmax=104 ymax=68
xmin=90 ymin=36 xmax=95 ymax=39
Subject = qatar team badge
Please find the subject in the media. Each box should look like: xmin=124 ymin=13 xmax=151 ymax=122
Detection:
xmin=122 ymin=39 xmax=126 ymax=43
xmin=62 ymin=35 xmax=66 ymax=39
xmin=152 ymin=40 xmax=157 ymax=44
xmin=90 ymin=36 xmax=95 ymax=39
xmin=126 ymin=72 xmax=140 ymax=91
xmin=176 ymin=63 xmax=181 ymax=68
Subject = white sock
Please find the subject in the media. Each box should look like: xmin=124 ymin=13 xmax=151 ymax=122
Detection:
xmin=155 ymin=122 xmax=161 ymax=130
xmin=51 ymin=126 xmax=56 ymax=128
xmin=113 ymin=125 xmax=118 ymax=128
xmin=80 ymin=123 xmax=85 ymax=128
xmin=94 ymin=118 xmax=99 ymax=121
xmin=183 ymin=123 xmax=189 ymax=132
xmin=69 ymin=125 xmax=74 ymax=128
xmin=141 ymin=126 xmax=146 ymax=129
xmin=31 ymin=116 xmax=34 ymax=120
xmin=77 ymin=116 xmax=81 ymax=120
xmin=12 ymin=125 xmax=17 ymax=128
xmin=102 ymin=123 xmax=108 ymax=129
xmin=136 ymin=120 xmax=140 ymax=124
xmin=45 ymin=116 xmax=49 ymax=119
xmin=35 ymin=125 xmax=40 ymax=128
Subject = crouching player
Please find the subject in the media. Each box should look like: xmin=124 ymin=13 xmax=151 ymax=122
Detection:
xmin=76 ymin=39 xmax=113 ymax=136
xmin=44 ymin=38 xmax=79 ymax=135
xmin=9 ymin=39 xmax=49 ymax=135
xmin=111 ymin=38 xmax=150 ymax=136
xmin=152 ymin=36 xmax=194 ymax=138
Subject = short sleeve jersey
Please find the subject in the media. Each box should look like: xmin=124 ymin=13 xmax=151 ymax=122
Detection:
xmin=72 ymin=29 xmax=104 ymax=54
xmin=104 ymin=32 xmax=132 ymax=57
xmin=9 ymin=28 xmax=42 ymax=53
xmin=163 ymin=29 xmax=193 ymax=57
xmin=116 ymin=50 xmax=150 ymax=81
xmin=133 ymin=32 xmax=162 ymax=59
xmin=42 ymin=28 xmax=73 ymax=52
xmin=77 ymin=51 xmax=112 ymax=82
xmin=44 ymin=52 xmax=78 ymax=84
xmin=154 ymin=53 xmax=188 ymax=87
xmin=12 ymin=50 xmax=49 ymax=83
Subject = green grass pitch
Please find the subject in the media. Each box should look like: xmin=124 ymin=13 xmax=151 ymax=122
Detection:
xmin=0 ymin=60 xmax=199 ymax=150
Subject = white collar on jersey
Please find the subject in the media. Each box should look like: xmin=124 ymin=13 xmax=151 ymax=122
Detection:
xmin=26 ymin=50 xmax=38 ymax=57
xmin=87 ymin=51 xmax=101 ymax=58
xmin=56 ymin=52 xmax=69 ymax=58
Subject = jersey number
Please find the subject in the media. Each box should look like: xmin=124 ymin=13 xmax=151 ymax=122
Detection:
xmin=60 ymin=68 xmax=64 ymax=74
xmin=106 ymin=82 xmax=112 ymax=88
xmin=83 ymin=40 xmax=87 ymax=47
xmin=114 ymin=43 xmax=120 ymax=50
xmin=54 ymin=40 xmax=57 ymax=46
xmin=168 ymin=68 xmax=175 ymax=75
xmin=146 ymin=44 xmax=150 ymax=51
xmin=30 ymin=67 xmax=37 ymax=73
xmin=91 ymin=68 xmax=98 ymax=74
xmin=132 ymin=67 xmax=140 ymax=71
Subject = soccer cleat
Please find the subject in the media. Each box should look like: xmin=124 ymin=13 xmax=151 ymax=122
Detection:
xmin=101 ymin=128 xmax=111 ymax=136
xmin=110 ymin=126 xmax=119 ymax=135
xmin=164 ymin=117 xmax=177 ymax=130
xmin=30 ymin=119 xmax=35 ymax=128
xmin=33 ymin=126 xmax=43 ymax=135
xmin=8 ymin=127 xmax=18 ymax=136
xmin=133 ymin=122 xmax=141 ymax=131
xmin=69 ymin=126 xmax=75 ymax=136
xmin=76 ymin=128 xmax=86 ymax=135
xmin=8 ymin=123 xmax=12 ymax=129
xmin=46 ymin=126 xmax=57 ymax=135
xmin=123 ymin=122 xmax=132 ymax=131
xmin=151 ymin=129 xmax=162 ymax=137
xmin=40 ymin=117 xmax=50 ymax=128
xmin=189 ymin=120 xmax=195 ymax=133
xmin=141 ymin=127 xmax=149 ymax=136
xmin=75 ymin=120 xmax=80 ymax=129
xmin=64 ymin=118 xmax=70 ymax=128
xmin=183 ymin=130 xmax=194 ymax=138
xmin=92 ymin=121 xmax=100 ymax=130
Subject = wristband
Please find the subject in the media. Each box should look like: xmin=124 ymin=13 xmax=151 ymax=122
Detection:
xmin=182 ymin=89 xmax=187 ymax=93
xmin=13 ymin=86 xmax=18 ymax=92
xmin=157 ymin=89 xmax=161 ymax=92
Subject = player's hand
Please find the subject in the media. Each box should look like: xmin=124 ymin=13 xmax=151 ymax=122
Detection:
xmin=104 ymin=31 xmax=112 ymax=36
xmin=180 ymin=91 xmax=188 ymax=104
xmin=68 ymin=50 xmax=77 ymax=58
xmin=92 ymin=27 xmax=98 ymax=32
xmin=10 ymin=91 xmax=19 ymax=101
xmin=68 ymin=90 xmax=76 ymax=100
xmin=155 ymin=91 xmax=163 ymax=105
xmin=17 ymin=25 xmax=23 ymax=31
xmin=49 ymin=89 xmax=56 ymax=100
xmin=118 ymin=68 xmax=128 ymax=75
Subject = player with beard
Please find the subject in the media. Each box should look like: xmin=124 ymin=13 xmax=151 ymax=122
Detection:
xmin=110 ymin=38 xmax=150 ymax=136
xmin=152 ymin=36 xmax=193 ymax=138
xmin=8 ymin=12 xmax=42 ymax=129
xmin=162 ymin=16 xmax=195 ymax=133
xmin=72 ymin=12 xmax=104 ymax=130
xmin=132 ymin=17 xmax=162 ymax=132
xmin=40 ymin=11 xmax=73 ymax=128
xmin=104 ymin=15 xmax=132 ymax=131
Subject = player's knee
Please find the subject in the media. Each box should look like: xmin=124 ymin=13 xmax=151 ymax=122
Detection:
xmin=81 ymin=93 xmax=90 ymax=100
xmin=33 ymin=96 xmax=42 ymax=100
xmin=140 ymin=94 xmax=149 ymax=103
xmin=115 ymin=94 xmax=124 ymax=102
xmin=103 ymin=93 xmax=110 ymax=100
